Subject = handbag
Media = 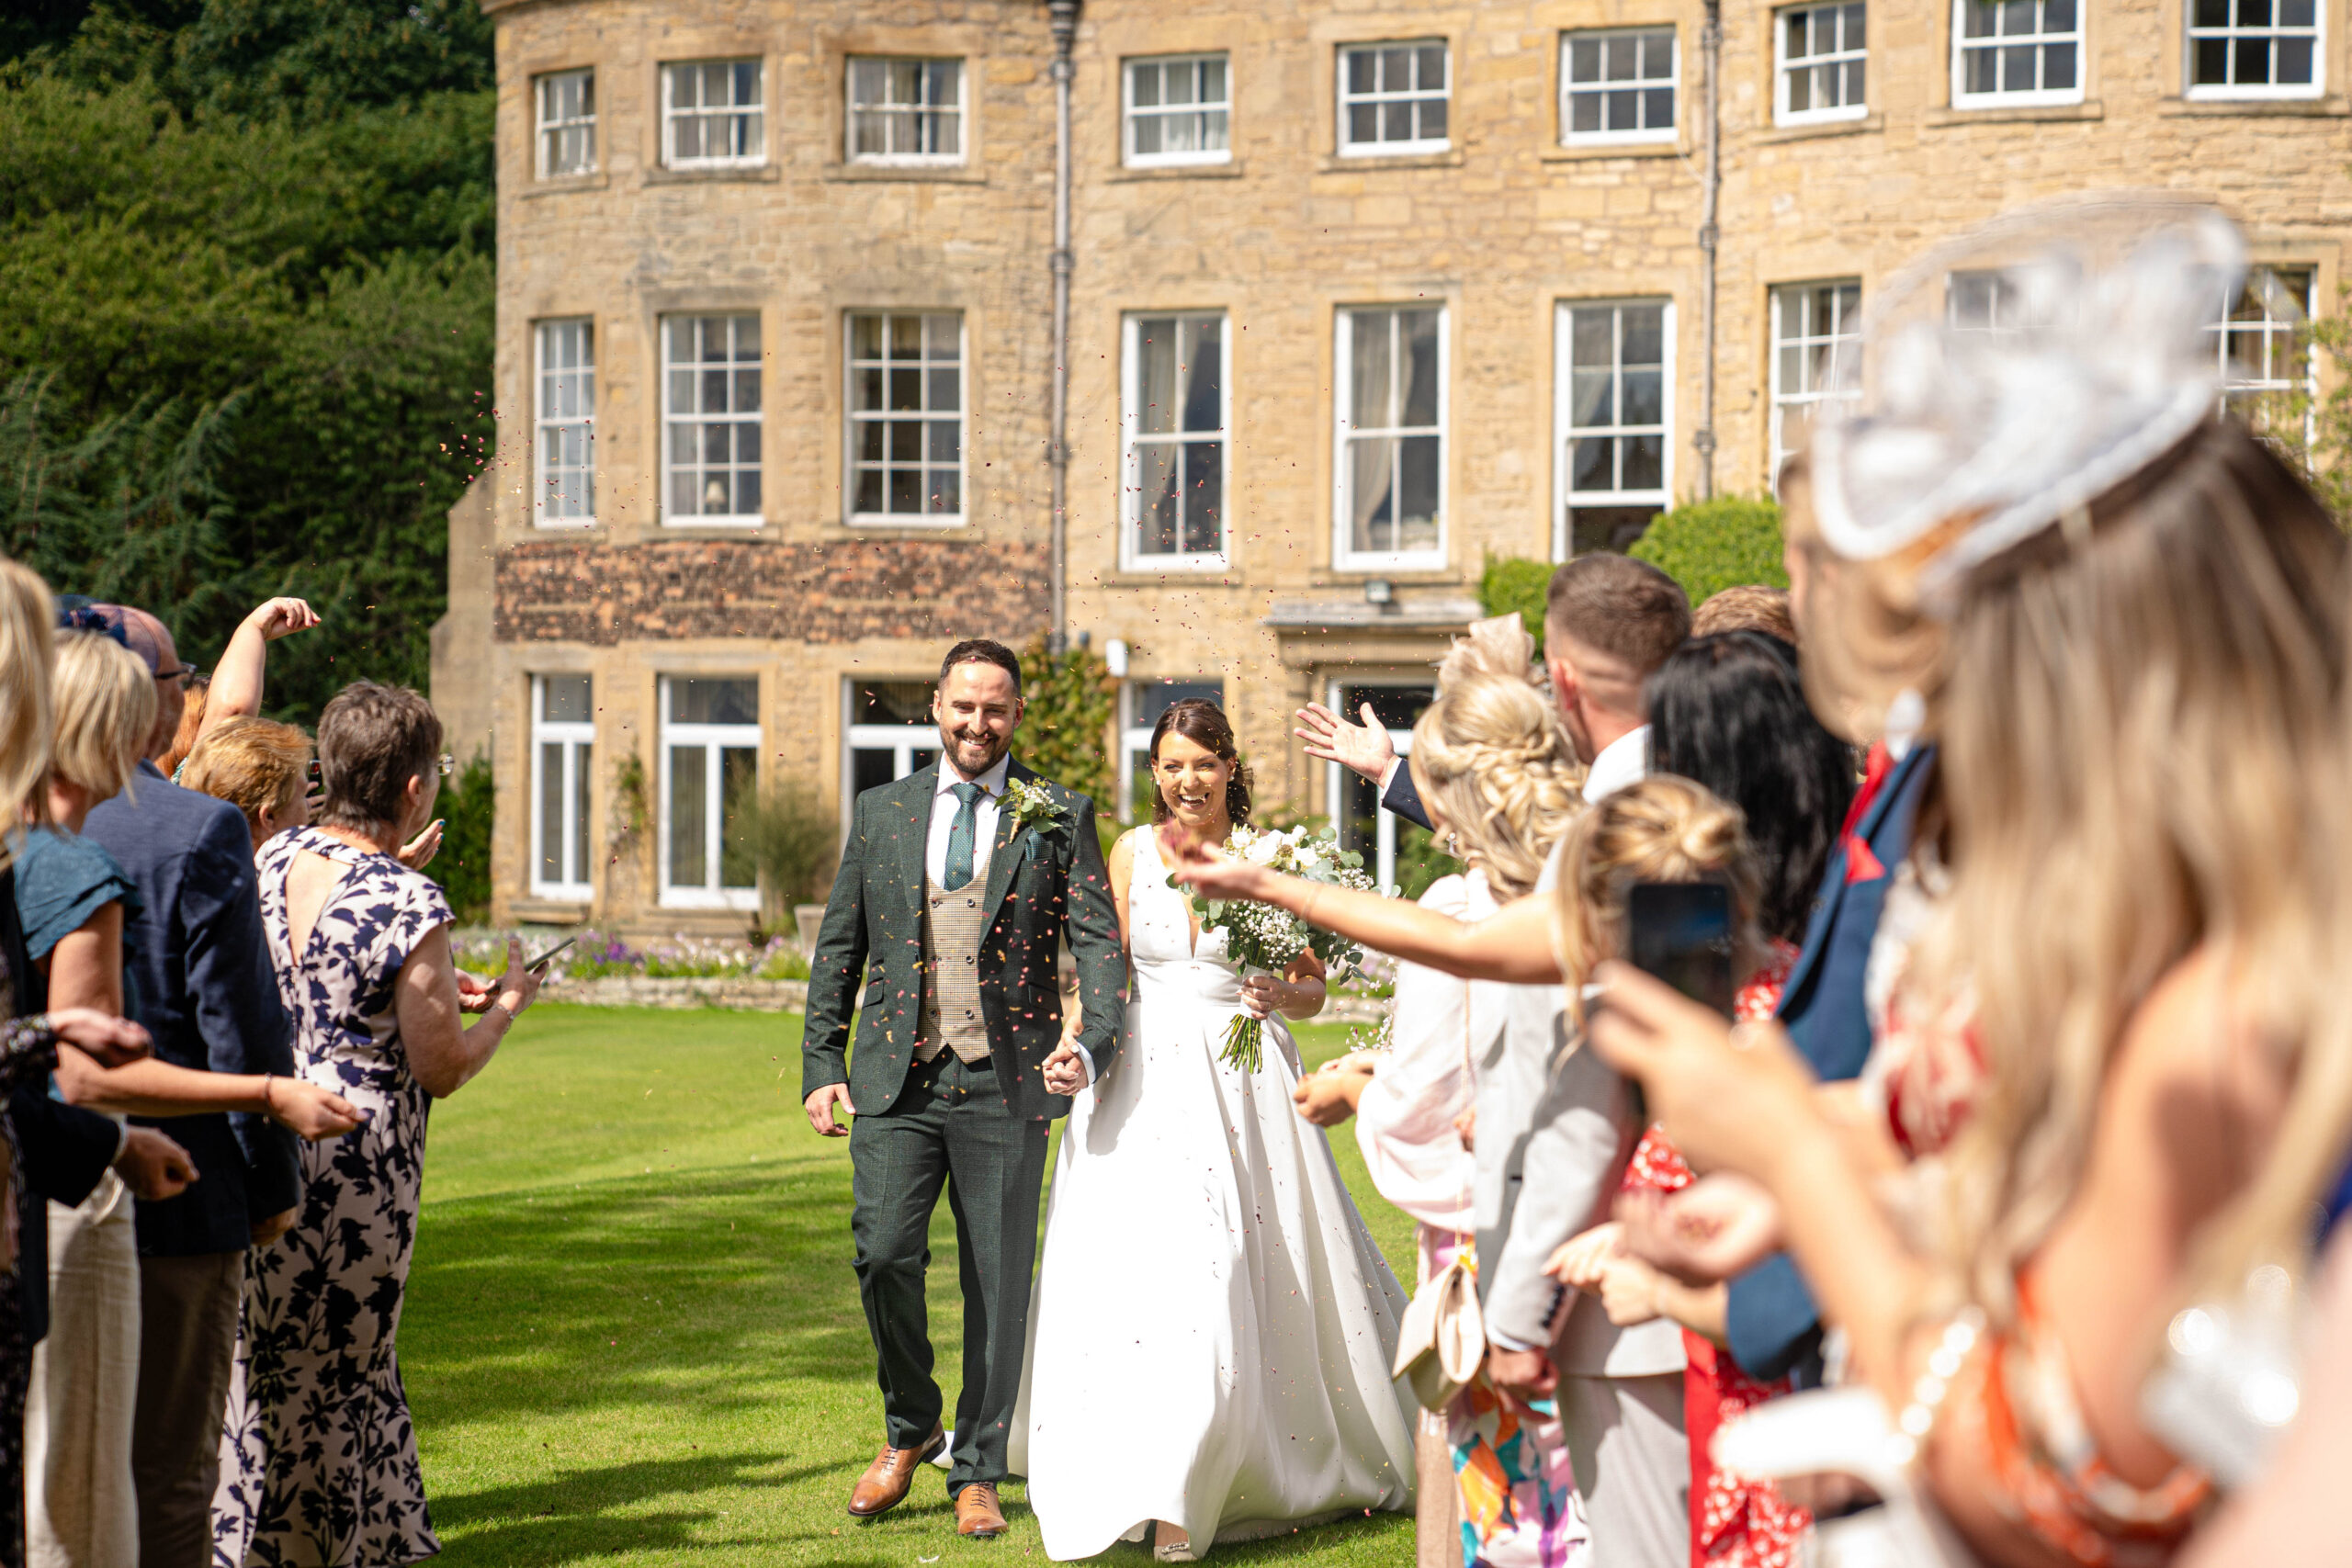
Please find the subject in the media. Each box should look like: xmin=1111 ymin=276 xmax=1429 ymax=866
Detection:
xmin=1392 ymin=981 xmax=1486 ymax=1412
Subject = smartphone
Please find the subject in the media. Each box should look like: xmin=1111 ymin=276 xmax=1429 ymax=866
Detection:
xmin=526 ymin=935 xmax=578 ymax=974
xmin=1624 ymin=880 xmax=1736 ymax=1018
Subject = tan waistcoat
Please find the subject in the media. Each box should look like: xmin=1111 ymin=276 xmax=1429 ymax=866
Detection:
xmin=917 ymin=871 xmax=994 ymax=1065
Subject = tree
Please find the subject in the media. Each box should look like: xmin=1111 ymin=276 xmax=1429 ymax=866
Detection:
xmin=1628 ymin=495 xmax=1788 ymax=604
xmin=1015 ymin=636 xmax=1118 ymax=810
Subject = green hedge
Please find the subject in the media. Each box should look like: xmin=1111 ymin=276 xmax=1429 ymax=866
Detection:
xmin=1628 ymin=494 xmax=1788 ymax=604
xmin=1478 ymin=555 xmax=1555 ymax=655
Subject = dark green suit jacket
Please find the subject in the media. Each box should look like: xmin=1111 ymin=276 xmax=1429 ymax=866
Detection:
xmin=801 ymin=759 xmax=1125 ymax=1122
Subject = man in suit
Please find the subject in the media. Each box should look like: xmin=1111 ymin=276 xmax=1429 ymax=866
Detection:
xmin=81 ymin=605 xmax=301 ymax=1568
xmin=1296 ymin=555 xmax=1689 ymax=822
xmin=1724 ymin=739 xmax=1937 ymax=1383
xmin=802 ymin=638 xmax=1125 ymax=1540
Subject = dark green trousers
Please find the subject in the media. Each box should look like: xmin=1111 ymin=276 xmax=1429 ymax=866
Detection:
xmin=849 ymin=1051 xmax=1049 ymax=1495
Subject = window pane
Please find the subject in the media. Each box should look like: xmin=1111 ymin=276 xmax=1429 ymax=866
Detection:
xmin=1132 ymin=62 xmax=1163 ymax=107
xmin=544 ymin=674 xmax=592 ymax=722
xmin=1623 ymin=434 xmax=1664 ymax=491
xmin=572 ymin=743 xmax=592 ymax=886
xmin=1182 ymin=441 xmax=1225 ymax=555
xmin=1182 ymin=319 xmax=1223 ymax=432
xmin=2277 ymin=37 xmax=2313 ymax=82
xmin=1398 ymin=434 xmax=1441 ymax=535
xmin=668 ymin=746 xmax=707 ymax=887
xmin=1400 ymin=310 xmax=1442 ymax=427
xmin=1349 ymin=436 xmax=1396 ymax=552
xmin=719 ymin=748 xmax=758 ymax=888
xmin=1349 ymin=311 xmax=1393 ymax=425
xmin=1571 ymin=435 xmax=1614 ymax=493
xmin=1136 ymin=442 xmax=1179 ymax=554
xmin=1419 ymin=96 xmax=1448 ymax=139
xmin=673 ymin=677 xmax=758 ymax=725
xmin=538 ymin=742 xmax=565 ymax=883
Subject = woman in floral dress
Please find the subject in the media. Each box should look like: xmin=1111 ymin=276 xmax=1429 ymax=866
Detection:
xmin=212 ymin=682 xmax=543 ymax=1568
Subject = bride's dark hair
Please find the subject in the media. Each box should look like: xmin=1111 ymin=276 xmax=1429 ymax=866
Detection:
xmin=1148 ymin=698 xmax=1253 ymax=826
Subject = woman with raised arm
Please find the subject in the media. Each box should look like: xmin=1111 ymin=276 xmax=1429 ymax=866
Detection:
xmin=1286 ymin=614 xmax=1591 ymax=1568
xmin=212 ymin=682 xmax=543 ymax=1568
xmin=1012 ymin=698 xmax=1415 ymax=1563
xmin=20 ymin=631 xmax=362 ymax=1568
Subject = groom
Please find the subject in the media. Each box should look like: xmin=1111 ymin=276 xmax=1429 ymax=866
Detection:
xmin=802 ymin=637 xmax=1125 ymax=1539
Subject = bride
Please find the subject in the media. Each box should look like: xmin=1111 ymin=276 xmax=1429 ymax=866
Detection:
xmin=1011 ymin=698 xmax=1416 ymax=1562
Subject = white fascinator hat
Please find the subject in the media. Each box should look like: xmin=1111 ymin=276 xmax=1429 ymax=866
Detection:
xmin=1806 ymin=193 xmax=2248 ymax=612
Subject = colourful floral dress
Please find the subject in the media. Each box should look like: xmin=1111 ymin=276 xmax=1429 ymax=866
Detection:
xmin=1620 ymin=948 xmax=1810 ymax=1568
xmin=1436 ymin=1231 xmax=1587 ymax=1568
xmin=212 ymin=829 xmax=453 ymax=1567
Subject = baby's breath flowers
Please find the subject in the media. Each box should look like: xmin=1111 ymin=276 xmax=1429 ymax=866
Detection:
xmin=1177 ymin=824 xmax=1374 ymax=1073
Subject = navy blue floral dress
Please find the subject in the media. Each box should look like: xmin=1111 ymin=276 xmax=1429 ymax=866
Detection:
xmin=212 ymin=829 xmax=453 ymax=1567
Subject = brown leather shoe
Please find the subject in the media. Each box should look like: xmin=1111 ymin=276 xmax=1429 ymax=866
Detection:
xmin=955 ymin=1482 xmax=1008 ymax=1538
xmin=847 ymin=1423 xmax=944 ymax=1518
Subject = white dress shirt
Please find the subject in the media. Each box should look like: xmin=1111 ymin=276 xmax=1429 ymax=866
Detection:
xmin=1581 ymin=724 xmax=1650 ymax=803
xmin=926 ymin=754 xmax=1008 ymax=887
xmin=926 ymin=754 xmax=1098 ymax=1086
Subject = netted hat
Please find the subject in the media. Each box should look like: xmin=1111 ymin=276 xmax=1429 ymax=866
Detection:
xmin=1805 ymin=194 xmax=2247 ymax=610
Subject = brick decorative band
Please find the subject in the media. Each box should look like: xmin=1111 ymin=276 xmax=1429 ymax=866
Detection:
xmin=494 ymin=537 xmax=1052 ymax=645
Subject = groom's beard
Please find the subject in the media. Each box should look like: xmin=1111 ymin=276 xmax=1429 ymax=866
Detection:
xmin=938 ymin=722 xmax=1011 ymax=780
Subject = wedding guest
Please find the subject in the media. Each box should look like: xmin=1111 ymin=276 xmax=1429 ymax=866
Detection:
xmin=23 ymin=632 xmax=360 ymax=1568
xmin=177 ymin=718 xmax=312 ymax=855
xmin=77 ymin=604 xmax=300 ymax=1568
xmin=158 ymin=597 xmax=320 ymax=782
xmin=1689 ymin=585 xmax=1796 ymax=644
xmin=1590 ymin=217 xmax=2348 ymax=1567
xmin=1296 ymin=554 xmax=1690 ymax=829
xmin=1292 ymin=615 xmax=1589 ymax=1568
xmin=0 ymin=561 xmax=163 ymax=1568
xmin=212 ymin=681 xmax=543 ymax=1567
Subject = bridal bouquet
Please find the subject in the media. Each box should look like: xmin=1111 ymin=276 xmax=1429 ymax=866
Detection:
xmin=1184 ymin=824 xmax=1375 ymax=1073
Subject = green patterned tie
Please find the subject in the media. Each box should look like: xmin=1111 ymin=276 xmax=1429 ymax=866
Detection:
xmin=943 ymin=782 xmax=984 ymax=891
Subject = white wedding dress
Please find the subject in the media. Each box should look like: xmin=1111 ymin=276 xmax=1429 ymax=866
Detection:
xmin=1010 ymin=832 xmax=1416 ymax=1560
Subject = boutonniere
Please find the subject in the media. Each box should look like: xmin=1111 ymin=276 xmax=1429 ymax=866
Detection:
xmin=1002 ymin=776 xmax=1065 ymax=842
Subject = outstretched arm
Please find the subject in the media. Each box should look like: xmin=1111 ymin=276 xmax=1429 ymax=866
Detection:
xmin=1162 ymin=825 xmax=1560 ymax=985
xmin=202 ymin=597 xmax=319 ymax=735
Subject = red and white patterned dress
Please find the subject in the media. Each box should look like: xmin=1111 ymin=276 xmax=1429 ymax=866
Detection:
xmin=1619 ymin=946 xmax=1811 ymax=1568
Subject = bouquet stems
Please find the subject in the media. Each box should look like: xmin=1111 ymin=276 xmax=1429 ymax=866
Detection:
xmin=1219 ymin=1011 xmax=1264 ymax=1074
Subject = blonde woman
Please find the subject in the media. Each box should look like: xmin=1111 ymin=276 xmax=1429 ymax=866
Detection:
xmin=19 ymin=633 xmax=359 ymax=1568
xmin=0 ymin=566 xmax=155 ymax=1568
xmin=1287 ymin=615 xmax=1589 ymax=1568
xmin=1590 ymin=216 xmax=2351 ymax=1566
xmin=178 ymin=716 xmax=314 ymax=855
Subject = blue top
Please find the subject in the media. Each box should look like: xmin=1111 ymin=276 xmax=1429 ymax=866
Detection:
xmin=83 ymin=761 xmax=300 ymax=1258
xmin=1724 ymin=742 xmax=1938 ymax=1383
xmin=14 ymin=825 xmax=143 ymax=969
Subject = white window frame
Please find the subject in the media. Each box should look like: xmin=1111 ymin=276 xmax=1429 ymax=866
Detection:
xmin=2211 ymin=265 xmax=2317 ymax=440
xmin=1951 ymin=0 xmax=2086 ymax=107
xmin=1554 ymin=299 xmax=1675 ymax=560
xmin=661 ymin=314 xmax=763 ymax=527
xmin=1337 ymin=39 xmax=1453 ymax=157
xmin=847 ymin=56 xmax=966 ymax=164
xmin=845 ymin=311 xmax=967 ymax=527
xmin=2186 ymin=0 xmax=2324 ymax=99
xmin=662 ymin=58 xmax=766 ymax=169
xmin=1121 ymin=311 xmax=1230 ymax=572
xmin=534 ymin=318 xmax=594 ymax=527
xmin=1322 ymin=680 xmax=1430 ymax=896
xmin=536 ymin=68 xmax=597 ymax=177
xmin=1770 ymin=279 xmax=1863 ymax=479
xmin=1124 ymin=53 xmax=1233 ymax=167
xmin=529 ymin=675 xmax=595 ymax=900
xmin=842 ymin=682 xmax=943 ymax=837
xmin=1560 ymin=28 xmax=1680 ymax=146
xmin=1776 ymin=2 xmax=1871 ymax=124
xmin=1334 ymin=303 xmax=1449 ymax=573
xmin=658 ymin=676 xmax=761 ymax=911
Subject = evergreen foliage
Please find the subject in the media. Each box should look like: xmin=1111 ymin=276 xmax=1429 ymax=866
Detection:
xmin=1627 ymin=495 xmax=1789 ymax=604
xmin=1477 ymin=554 xmax=1555 ymax=655
xmin=0 ymin=6 xmax=495 ymax=720
xmin=1015 ymin=635 xmax=1118 ymax=813
xmin=429 ymin=750 xmax=493 ymax=924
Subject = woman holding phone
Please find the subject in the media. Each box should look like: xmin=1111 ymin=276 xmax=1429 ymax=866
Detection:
xmin=212 ymin=681 xmax=544 ymax=1568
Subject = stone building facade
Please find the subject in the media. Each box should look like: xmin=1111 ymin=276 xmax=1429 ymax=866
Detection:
xmin=442 ymin=0 xmax=2352 ymax=931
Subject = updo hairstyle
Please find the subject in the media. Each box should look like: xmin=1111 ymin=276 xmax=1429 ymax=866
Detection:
xmin=1148 ymin=697 xmax=1253 ymax=826
xmin=1407 ymin=614 xmax=1584 ymax=898
xmin=1552 ymin=773 xmax=1765 ymax=1025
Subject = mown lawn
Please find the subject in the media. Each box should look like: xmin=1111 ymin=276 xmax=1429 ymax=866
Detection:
xmin=403 ymin=1004 xmax=1417 ymax=1566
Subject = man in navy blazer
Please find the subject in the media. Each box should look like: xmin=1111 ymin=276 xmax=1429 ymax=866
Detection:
xmin=81 ymin=606 xmax=300 ymax=1568
xmin=1721 ymin=740 xmax=1937 ymax=1382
